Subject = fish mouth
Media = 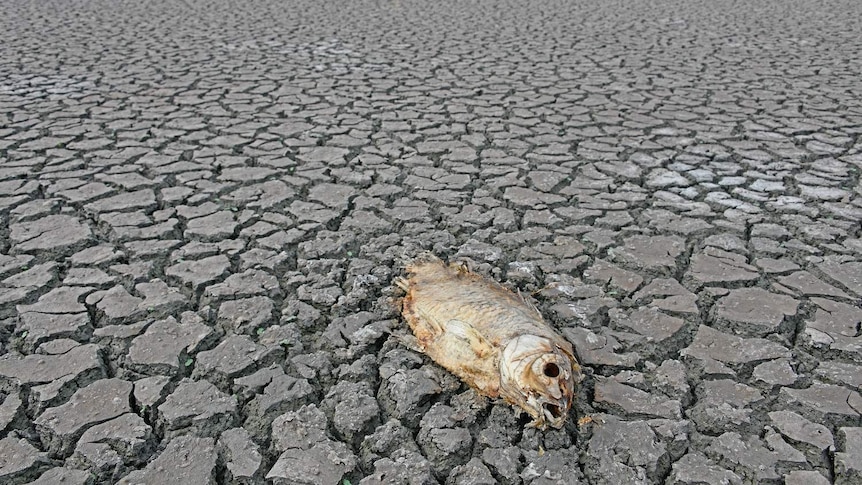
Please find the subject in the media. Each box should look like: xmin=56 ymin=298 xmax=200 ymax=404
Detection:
xmin=543 ymin=402 xmax=562 ymax=419
xmin=541 ymin=401 xmax=566 ymax=427
xmin=526 ymin=395 xmax=568 ymax=428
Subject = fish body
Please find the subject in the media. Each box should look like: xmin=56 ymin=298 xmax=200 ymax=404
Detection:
xmin=396 ymin=257 xmax=581 ymax=429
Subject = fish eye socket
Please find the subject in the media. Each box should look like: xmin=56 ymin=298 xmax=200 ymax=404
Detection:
xmin=543 ymin=362 xmax=560 ymax=378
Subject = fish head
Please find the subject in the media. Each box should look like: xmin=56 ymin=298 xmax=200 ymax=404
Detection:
xmin=499 ymin=334 xmax=581 ymax=429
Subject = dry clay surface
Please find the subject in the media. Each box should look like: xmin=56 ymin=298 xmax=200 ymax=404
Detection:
xmin=1 ymin=0 xmax=861 ymax=483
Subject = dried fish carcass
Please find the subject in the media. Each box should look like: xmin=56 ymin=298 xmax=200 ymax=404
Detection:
xmin=395 ymin=256 xmax=581 ymax=429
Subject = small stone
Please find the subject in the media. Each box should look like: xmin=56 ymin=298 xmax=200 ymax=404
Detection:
xmin=817 ymin=257 xmax=862 ymax=297
xmin=784 ymin=470 xmax=830 ymax=485
xmin=687 ymin=380 xmax=763 ymax=434
xmin=685 ymin=247 xmax=759 ymax=287
xmin=135 ymin=279 xmax=188 ymax=316
xmin=521 ymin=447 xmax=584 ymax=484
xmin=814 ymin=361 xmax=862 ymax=389
xmin=0 ymin=436 xmax=49 ymax=482
xmin=681 ymin=325 xmax=790 ymax=364
xmin=646 ymin=168 xmax=691 ymax=188
xmin=0 ymin=343 xmax=102 ymax=386
xmin=127 ymin=313 xmax=213 ymax=374
xmin=34 ymin=378 xmax=133 ymax=455
xmin=359 ymin=419 xmax=421 ymax=470
xmin=802 ymin=298 xmax=862 ymax=358
xmin=705 ymin=432 xmax=779 ymax=482
xmin=184 ymin=211 xmax=238 ymax=240
xmin=563 ymin=327 xmax=641 ymax=368
xmin=84 ymin=189 xmax=156 ymax=214
xmin=610 ymin=235 xmax=685 ymax=271
xmin=667 ymin=451 xmax=742 ymax=485
xmin=332 ymin=389 xmax=380 ymax=445
xmin=416 ymin=404 xmax=473 ymax=474
xmin=63 ymin=267 xmax=115 ymax=286
xmin=216 ymin=296 xmax=275 ymax=334
xmin=270 ymin=405 xmax=327 ymax=453
xmin=594 ymin=378 xmax=681 ymax=419
xmin=503 ymin=186 xmax=566 ymax=207
xmin=86 ymin=285 xmax=145 ymax=325
xmin=583 ymin=416 xmax=668 ymax=483
xmin=165 ymin=255 xmax=231 ymax=290
xmin=835 ymin=427 xmax=862 ymax=485
xmin=481 ymin=446 xmax=521 ymax=485
xmin=117 ymin=435 xmax=216 ymax=485
xmin=632 ymin=278 xmax=699 ymax=314
xmin=192 ymin=335 xmax=278 ymax=384
xmin=583 ymin=259 xmax=644 ymax=295
xmin=778 ymin=271 xmax=852 ymax=299
xmin=769 ymin=410 xmax=834 ymax=453
xmin=70 ymin=246 xmax=124 ymax=266
xmin=218 ymin=428 xmax=262 ymax=482
xmin=610 ymin=307 xmax=685 ymax=343
xmin=713 ymin=287 xmax=798 ymax=336
xmin=0 ymin=391 xmax=22 ymax=433
xmin=653 ymin=360 xmax=690 ymax=401
xmin=378 ymin=358 xmax=446 ymax=427
xmin=752 ymin=359 xmax=797 ymax=386
xmin=201 ymin=269 xmax=281 ymax=305
xmin=266 ymin=441 xmax=356 ymax=485
xmin=780 ymin=383 xmax=861 ymax=427
xmin=158 ymin=379 xmax=237 ymax=438
xmin=133 ymin=376 xmax=171 ymax=409
xmin=9 ymin=215 xmax=92 ymax=254
xmin=243 ymin=371 xmax=315 ymax=437
xmin=72 ymin=413 xmax=153 ymax=473
xmin=754 ymin=257 xmax=800 ymax=274
xmin=447 ymin=457 xmax=496 ymax=485
xmin=26 ymin=467 xmax=91 ymax=485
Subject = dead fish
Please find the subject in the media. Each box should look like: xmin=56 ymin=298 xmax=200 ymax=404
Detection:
xmin=395 ymin=256 xmax=581 ymax=429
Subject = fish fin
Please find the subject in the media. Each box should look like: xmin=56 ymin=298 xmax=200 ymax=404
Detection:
xmin=449 ymin=259 xmax=471 ymax=275
xmin=394 ymin=276 xmax=410 ymax=292
xmin=409 ymin=306 xmax=447 ymax=347
xmin=517 ymin=288 xmax=543 ymax=317
xmin=446 ymin=319 xmax=494 ymax=358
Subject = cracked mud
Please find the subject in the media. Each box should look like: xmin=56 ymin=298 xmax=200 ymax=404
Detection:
xmin=1 ymin=0 xmax=861 ymax=484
